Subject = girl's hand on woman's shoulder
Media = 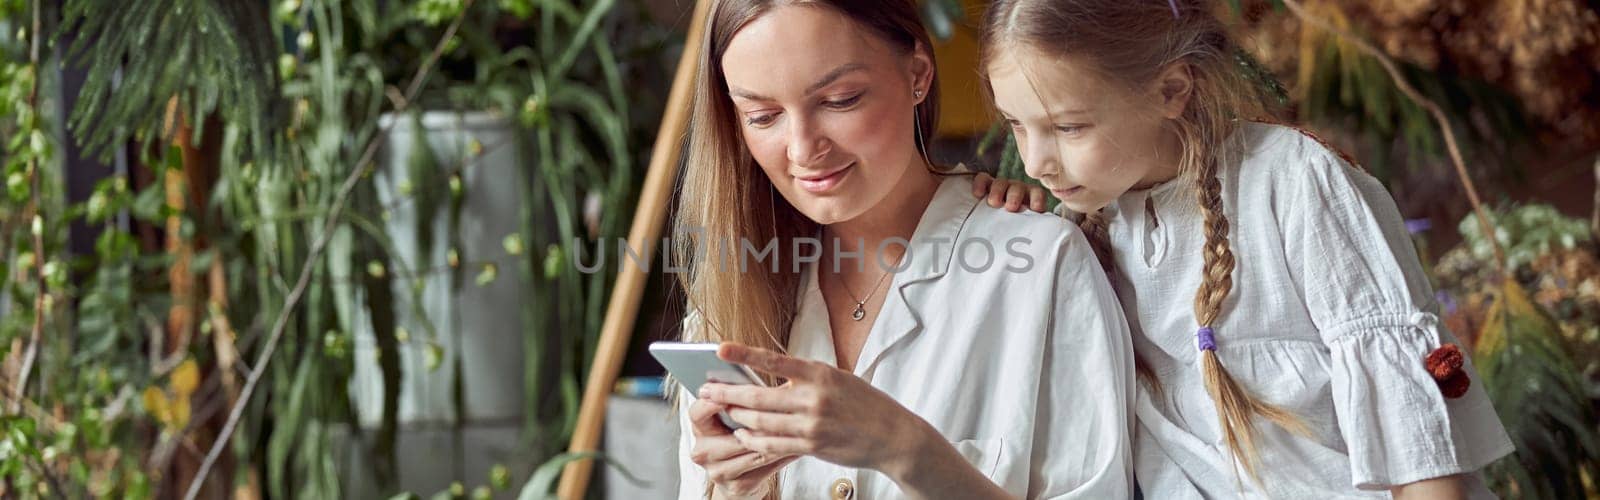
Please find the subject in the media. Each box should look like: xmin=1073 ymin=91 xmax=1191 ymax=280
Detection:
xmin=972 ymin=172 xmax=1049 ymax=213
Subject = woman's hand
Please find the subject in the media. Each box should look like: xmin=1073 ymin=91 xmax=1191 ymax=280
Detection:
xmin=698 ymin=343 xmax=933 ymax=478
xmin=687 ymin=397 xmax=798 ymax=499
xmin=972 ymin=172 xmax=1049 ymax=213
xmin=701 ymin=343 xmax=1012 ymax=499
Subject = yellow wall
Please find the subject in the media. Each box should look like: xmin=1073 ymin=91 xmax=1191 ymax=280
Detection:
xmin=930 ymin=0 xmax=993 ymax=138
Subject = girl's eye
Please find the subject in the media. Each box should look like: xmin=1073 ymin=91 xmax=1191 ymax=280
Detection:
xmin=823 ymin=94 xmax=863 ymax=109
xmin=1055 ymin=124 xmax=1086 ymax=135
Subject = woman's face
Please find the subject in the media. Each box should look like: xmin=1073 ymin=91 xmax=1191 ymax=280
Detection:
xmin=986 ymin=46 xmax=1185 ymax=213
xmin=721 ymin=5 xmax=931 ymax=225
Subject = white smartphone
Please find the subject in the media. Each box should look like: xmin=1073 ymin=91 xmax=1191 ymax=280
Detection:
xmin=648 ymin=341 xmax=767 ymax=430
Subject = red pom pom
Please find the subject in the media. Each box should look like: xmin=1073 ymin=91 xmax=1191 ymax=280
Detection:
xmin=1424 ymin=344 xmax=1469 ymax=399
xmin=1424 ymin=344 xmax=1464 ymax=379
xmin=1437 ymin=370 xmax=1471 ymax=399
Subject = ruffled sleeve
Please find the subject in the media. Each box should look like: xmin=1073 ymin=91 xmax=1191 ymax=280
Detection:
xmin=1273 ymin=133 xmax=1514 ymax=489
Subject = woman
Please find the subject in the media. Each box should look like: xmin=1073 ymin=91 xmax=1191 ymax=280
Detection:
xmin=673 ymin=1 xmax=1135 ymax=498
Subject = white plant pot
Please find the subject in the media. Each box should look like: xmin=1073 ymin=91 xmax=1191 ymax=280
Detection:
xmin=344 ymin=110 xmax=530 ymax=426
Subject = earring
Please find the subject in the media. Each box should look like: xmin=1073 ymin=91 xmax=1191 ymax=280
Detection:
xmin=913 ymin=89 xmax=924 ymax=100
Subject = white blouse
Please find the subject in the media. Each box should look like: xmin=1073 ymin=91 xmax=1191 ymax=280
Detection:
xmin=676 ymin=176 xmax=1136 ymax=499
xmin=1099 ymin=123 xmax=1513 ymax=499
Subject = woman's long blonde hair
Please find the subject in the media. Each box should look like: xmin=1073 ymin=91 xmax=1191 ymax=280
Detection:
xmin=980 ymin=0 xmax=1308 ymax=482
xmin=675 ymin=0 xmax=938 ymax=362
xmin=674 ymin=1 xmax=938 ymax=496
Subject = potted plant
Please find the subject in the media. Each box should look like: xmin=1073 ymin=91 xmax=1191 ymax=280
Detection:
xmin=0 ymin=0 xmax=670 ymax=497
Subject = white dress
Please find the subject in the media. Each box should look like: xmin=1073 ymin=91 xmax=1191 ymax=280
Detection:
xmin=1100 ymin=123 xmax=1513 ymax=499
xmin=677 ymin=176 xmax=1137 ymax=499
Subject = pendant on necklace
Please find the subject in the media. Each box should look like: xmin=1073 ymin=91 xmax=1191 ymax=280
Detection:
xmin=851 ymin=302 xmax=866 ymax=321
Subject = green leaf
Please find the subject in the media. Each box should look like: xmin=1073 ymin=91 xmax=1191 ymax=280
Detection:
xmin=920 ymin=0 xmax=956 ymax=41
xmin=490 ymin=463 xmax=511 ymax=490
xmin=548 ymin=0 xmax=616 ymax=79
xmin=5 ymin=170 xmax=25 ymax=202
xmin=500 ymin=0 xmax=534 ymax=19
xmin=503 ymin=234 xmax=525 ymax=256
xmin=543 ymin=244 xmax=564 ymax=280
xmin=475 ymin=263 xmax=498 ymax=286
xmin=62 ymin=0 xmax=282 ymax=161
xmin=425 ymin=342 xmax=444 ymax=372
xmin=27 ymin=129 xmax=45 ymax=156
xmin=517 ymin=452 xmax=596 ymax=500
xmin=131 ymin=183 xmax=165 ymax=221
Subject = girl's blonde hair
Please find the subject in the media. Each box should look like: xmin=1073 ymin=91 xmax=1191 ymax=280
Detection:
xmin=675 ymin=1 xmax=937 ymax=497
xmin=979 ymin=0 xmax=1308 ymax=481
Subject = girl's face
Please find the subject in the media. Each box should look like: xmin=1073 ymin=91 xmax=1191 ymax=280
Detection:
xmin=986 ymin=45 xmax=1190 ymax=213
xmin=721 ymin=5 xmax=932 ymax=225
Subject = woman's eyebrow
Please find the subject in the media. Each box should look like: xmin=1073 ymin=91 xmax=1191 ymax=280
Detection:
xmin=728 ymin=87 xmax=772 ymax=101
xmin=803 ymin=63 xmax=867 ymax=95
xmin=728 ymin=62 xmax=868 ymax=102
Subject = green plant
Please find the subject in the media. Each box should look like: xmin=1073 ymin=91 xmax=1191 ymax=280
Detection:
xmin=1473 ymin=278 xmax=1600 ymax=499
xmin=1286 ymin=9 xmax=1531 ymax=185
xmin=1434 ymin=210 xmax=1598 ymax=500
xmin=1230 ymin=0 xmax=1537 ymax=187
xmin=1457 ymin=204 xmax=1593 ymax=274
xmin=920 ymin=0 xmax=965 ymax=42
xmin=1433 ymin=206 xmax=1600 ymax=494
xmin=1 ymin=1 xmax=155 ymax=498
xmin=60 ymin=0 xmax=281 ymax=161
xmin=1 ymin=0 xmax=668 ymax=498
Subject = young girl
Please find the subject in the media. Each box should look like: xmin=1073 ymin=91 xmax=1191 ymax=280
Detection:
xmin=973 ymin=0 xmax=1512 ymax=498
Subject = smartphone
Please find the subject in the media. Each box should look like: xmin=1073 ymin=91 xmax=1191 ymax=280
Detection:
xmin=648 ymin=341 xmax=767 ymax=430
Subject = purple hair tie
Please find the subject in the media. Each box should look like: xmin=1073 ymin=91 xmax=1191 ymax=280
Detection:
xmin=1168 ymin=0 xmax=1181 ymax=18
xmin=1196 ymin=327 xmax=1217 ymax=351
xmin=1404 ymin=218 xmax=1433 ymax=235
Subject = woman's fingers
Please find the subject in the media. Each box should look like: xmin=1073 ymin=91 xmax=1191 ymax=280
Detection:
xmin=724 ymin=407 xmax=816 ymax=436
xmin=718 ymin=343 xmax=818 ymax=380
xmin=733 ymin=428 xmax=816 ymax=457
xmin=688 ymin=399 xmax=731 ymax=436
xmin=713 ymin=455 xmax=801 ymax=498
xmin=691 ymin=433 xmax=759 ymax=465
xmin=700 ymin=383 xmax=808 ymax=414
xmin=704 ymin=448 xmax=792 ymax=484
xmin=735 ymin=455 xmax=800 ymax=482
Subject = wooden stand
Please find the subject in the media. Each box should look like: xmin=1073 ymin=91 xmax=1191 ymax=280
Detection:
xmin=556 ymin=0 xmax=711 ymax=497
